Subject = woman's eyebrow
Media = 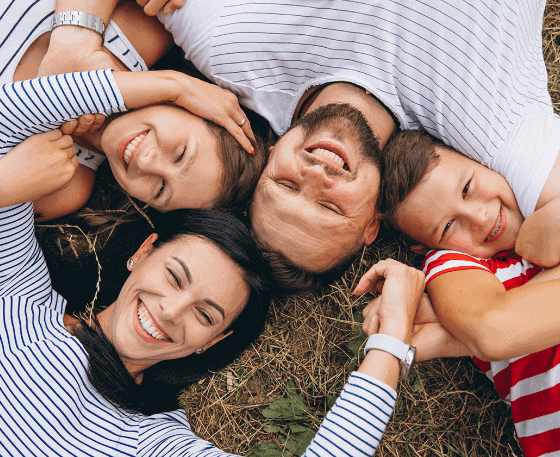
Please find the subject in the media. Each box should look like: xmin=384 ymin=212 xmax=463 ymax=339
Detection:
xmin=172 ymin=257 xmax=191 ymax=283
xmin=204 ymin=299 xmax=225 ymax=319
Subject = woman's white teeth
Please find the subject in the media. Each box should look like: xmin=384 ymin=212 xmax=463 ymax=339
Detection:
xmin=486 ymin=212 xmax=502 ymax=242
xmin=124 ymin=133 xmax=147 ymax=165
xmin=311 ymin=148 xmax=347 ymax=169
xmin=138 ymin=302 xmax=170 ymax=341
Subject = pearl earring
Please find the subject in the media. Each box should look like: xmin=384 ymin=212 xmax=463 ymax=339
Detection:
xmin=196 ymin=348 xmax=205 ymax=354
xmin=128 ymin=258 xmax=134 ymax=268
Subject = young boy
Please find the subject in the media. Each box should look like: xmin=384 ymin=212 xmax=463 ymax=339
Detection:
xmin=368 ymin=129 xmax=560 ymax=456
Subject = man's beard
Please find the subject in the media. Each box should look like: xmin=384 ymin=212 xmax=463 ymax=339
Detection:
xmin=289 ymin=102 xmax=382 ymax=169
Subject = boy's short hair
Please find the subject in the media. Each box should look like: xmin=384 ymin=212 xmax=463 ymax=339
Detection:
xmin=380 ymin=130 xmax=444 ymax=227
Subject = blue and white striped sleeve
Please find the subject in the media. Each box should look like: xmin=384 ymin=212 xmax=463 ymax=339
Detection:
xmin=138 ymin=373 xmax=395 ymax=457
xmin=0 ymin=69 xmax=126 ymax=155
xmin=302 ymin=372 xmax=396 ymax=456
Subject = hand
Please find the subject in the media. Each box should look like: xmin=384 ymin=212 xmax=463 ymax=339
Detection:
xmin=137 ymin=0 xmax=187 ymax=16
xmin=173 ymin=74 xmax=256 ymax=154
xmin=355 ymin=259 xmax=425 ymax=341
xmin=515 ymin=198 xmax=560 ymax=268
xmin=60 ymin=114 xmax=106 ymax=136
xmin=412 ymin=323 xmax=472 ymax=361
xmin=0 ymin=130 xmax=78 ymax=206
xmin=37 ymin=26 xmax=114 ymax=77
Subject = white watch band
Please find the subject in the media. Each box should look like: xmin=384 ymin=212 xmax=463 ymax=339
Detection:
xmin=51 ymin=11 xmax=105 ymax=37
xmin=364 ymin=334 xmax=416 ymax=379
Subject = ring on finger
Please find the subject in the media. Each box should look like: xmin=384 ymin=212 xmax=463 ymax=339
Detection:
xmin=238 ymin=117 xmax=246 ymax=127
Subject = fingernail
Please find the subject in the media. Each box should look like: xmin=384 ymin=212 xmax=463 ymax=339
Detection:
xmin=249 ymin=148 xmax=255 ymax=155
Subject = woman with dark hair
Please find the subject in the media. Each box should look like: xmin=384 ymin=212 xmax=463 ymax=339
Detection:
xmin=1 ymin=0 xmax=266 ymax=221
xmin=1 ymin=73 xmax=428 ymax=456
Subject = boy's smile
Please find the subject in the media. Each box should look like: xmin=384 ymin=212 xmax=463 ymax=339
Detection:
xmin=394 ymin=146 xmax=524 ymax=259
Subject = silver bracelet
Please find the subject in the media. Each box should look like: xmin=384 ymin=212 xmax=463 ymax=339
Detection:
xmin=51 ymin=11 xmax=105 ymax=37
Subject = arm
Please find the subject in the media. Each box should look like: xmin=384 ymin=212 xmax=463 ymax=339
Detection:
xmin=427 ymin=268 xmax=560 ymax=361
xmin=515 ymin=197 xmax=560 ymax=267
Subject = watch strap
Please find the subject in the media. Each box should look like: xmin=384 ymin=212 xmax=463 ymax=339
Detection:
xmin=364 ymin=333 xmax=409 ymax=360
xmin=51 ymin=11 xmax=105 ymax=37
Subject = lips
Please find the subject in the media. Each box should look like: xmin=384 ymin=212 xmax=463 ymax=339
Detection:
xmin=306 ymin=141 xmax=349 ymax=171
xmin=118 ymin=131 xmax=148 ymax=170
xmin=485 ymin=205 xmax=506 ymax=243
xmin=133 ymin=299 xmax=172 ymax=344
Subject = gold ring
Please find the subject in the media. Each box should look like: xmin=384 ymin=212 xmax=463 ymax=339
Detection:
xmin=239 ymin=118 xmax=246 ymax=127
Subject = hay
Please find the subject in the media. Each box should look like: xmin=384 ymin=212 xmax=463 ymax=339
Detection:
xmin=36 ymin=3 xmax=560 ymax=455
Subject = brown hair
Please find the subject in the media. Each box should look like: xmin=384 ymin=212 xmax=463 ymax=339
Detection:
xmin=207 ymin=122 xmax=270 ymax=214
xmin=380 ymin=130 xmax=442 ymax=227
xmin=256 ymin=240 xmax=359 ymax=295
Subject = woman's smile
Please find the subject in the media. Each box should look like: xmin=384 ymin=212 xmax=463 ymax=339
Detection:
xmin=134 ymin=299 xmax=172 ymax=344
xmin=120 ymin=131 xmax=148 ymax=169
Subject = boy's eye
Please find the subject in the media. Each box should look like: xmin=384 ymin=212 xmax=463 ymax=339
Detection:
xmin=442 ymin=220 xmax=453 ymax=238
xmin=462 ymin=179 xmax=472 ymax=198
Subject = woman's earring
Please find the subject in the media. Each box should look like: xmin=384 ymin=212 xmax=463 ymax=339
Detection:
xmin=128 ymin=258 xmax=134 ymax=268
xmin=195 ymin=348 xmax=205 ymax=354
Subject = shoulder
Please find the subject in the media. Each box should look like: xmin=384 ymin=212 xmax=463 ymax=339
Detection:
xmin=423 ymin=249 xmax=492 ymax=286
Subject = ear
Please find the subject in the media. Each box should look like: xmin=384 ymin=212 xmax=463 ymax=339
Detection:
xmin=128 ymin=233 xmax=158 ymax=269
xmin=199 ymin=330 xmax=234 ymax=353
xmin=363 ymin=217 xmax=381 ymax=246
xmin=410 ymin=244 xmax=430 ymax=255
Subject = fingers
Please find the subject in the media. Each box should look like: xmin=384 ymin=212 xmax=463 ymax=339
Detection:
xmin=139 ymin=0 xmax=186 ymax=16
xmin=228 ymin=117 xmax=255 ymax=154
xmin=354 ymin=259 xmax=398 ymax=295
xmin=362 ymin=297 xmax=381 ymax=336
xmin=60 ymin=120 xmax=78 ymax=135
xmin=59 ymin=114 xmax=106 ymax=136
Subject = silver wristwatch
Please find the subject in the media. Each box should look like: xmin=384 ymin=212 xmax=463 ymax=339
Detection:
xmin=51 ymin=11 xmax=105 ymax=37
xmin=364 ymin=334 xmax=416 ymax=379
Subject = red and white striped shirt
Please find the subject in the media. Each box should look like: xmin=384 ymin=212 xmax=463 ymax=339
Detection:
xmin=424 ymin=250 xmax=560 ymax=457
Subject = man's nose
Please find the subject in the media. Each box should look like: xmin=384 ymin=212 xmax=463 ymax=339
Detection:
xmin=300 ymin=163 xmax=335 ymax=189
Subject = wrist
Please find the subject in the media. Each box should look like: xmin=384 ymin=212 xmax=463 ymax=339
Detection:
xmin=377 ymin=321 xmax=413 ymax=344
xmin=49 ymin=25 xmax=103 ymax=49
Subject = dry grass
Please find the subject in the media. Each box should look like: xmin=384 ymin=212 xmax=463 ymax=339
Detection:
xmin=37 ymin=2 xmax=560 ymax=456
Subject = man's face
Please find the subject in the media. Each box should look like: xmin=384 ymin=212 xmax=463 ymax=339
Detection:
xmin=251 ymin=104 xmax=382 ymax=272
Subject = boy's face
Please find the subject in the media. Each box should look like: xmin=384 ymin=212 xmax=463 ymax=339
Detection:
xmin=394 ymin=147 xmax=524 ymax=259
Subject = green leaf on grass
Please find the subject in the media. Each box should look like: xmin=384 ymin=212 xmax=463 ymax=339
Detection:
xmin=251 ymin=442 xmax=286 ymax=457
xmin=262 ymin=380 xmax=311 ymax=420
xmin=348 ymin=329 xmax=368 ymax=358
xmin=264 ymin=425 xmax=284 ymax=434
xmin=412 ymin=376 xmax=424 ymax=393
xmin=285 ymin=425 xmax=316 ymax=455
xmin=326 ymin=393 xmax=337 ymax=409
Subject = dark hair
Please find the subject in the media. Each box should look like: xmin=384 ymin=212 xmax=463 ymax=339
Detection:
xmin=380 ymin=130 xmax=442 ymax=228
xmin=257 ymin=241 xmax=359 ymax=295
xmin=206 ymin=122 xmax=270 ymax=214
xmin=72 ymin=209 xmax=272 ymax=415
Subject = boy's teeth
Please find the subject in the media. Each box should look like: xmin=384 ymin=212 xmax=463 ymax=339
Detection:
xmin=137 ymin=302 xmax=170 ymax=341
xmin=124 ymin=133 xmax=147 ymax=165
xmin=310 ymin=148 xmax=347 ymax=169
xmin=485 ymin=212 xmax=502 ymax=242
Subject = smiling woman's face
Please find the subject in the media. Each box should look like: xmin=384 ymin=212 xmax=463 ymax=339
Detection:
xmin=100 ymin=105 xmax=224 ymax=211
xmin=97 ymin=234 xmax=249 ymax=376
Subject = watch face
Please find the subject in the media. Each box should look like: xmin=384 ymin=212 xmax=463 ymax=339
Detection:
xmin=401 ymin=346 xmax=416 ymax=379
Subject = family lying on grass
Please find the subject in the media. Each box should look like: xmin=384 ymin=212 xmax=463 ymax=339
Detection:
xmin=1 ymin=0 xmax=559 ymax=455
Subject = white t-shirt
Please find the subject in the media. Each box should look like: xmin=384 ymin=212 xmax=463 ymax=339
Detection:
xmin=159 ymin=0 xmax=560 ymax=218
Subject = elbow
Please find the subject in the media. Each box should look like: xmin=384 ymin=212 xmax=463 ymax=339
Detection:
xmin=465 ymin=310 xmax=515 ymax=362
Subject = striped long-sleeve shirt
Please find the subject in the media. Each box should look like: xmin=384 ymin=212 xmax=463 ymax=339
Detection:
xmin=0 ymin=72 xmax=396 ymax=455
xmin=423 ymin=250 xmax=560 ymax=457
xmin=160 ymin=0 xmax=560 ymax=219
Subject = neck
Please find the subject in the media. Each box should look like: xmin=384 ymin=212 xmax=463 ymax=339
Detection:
xmin=294 ymin=82 xmax=396 ymax=148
